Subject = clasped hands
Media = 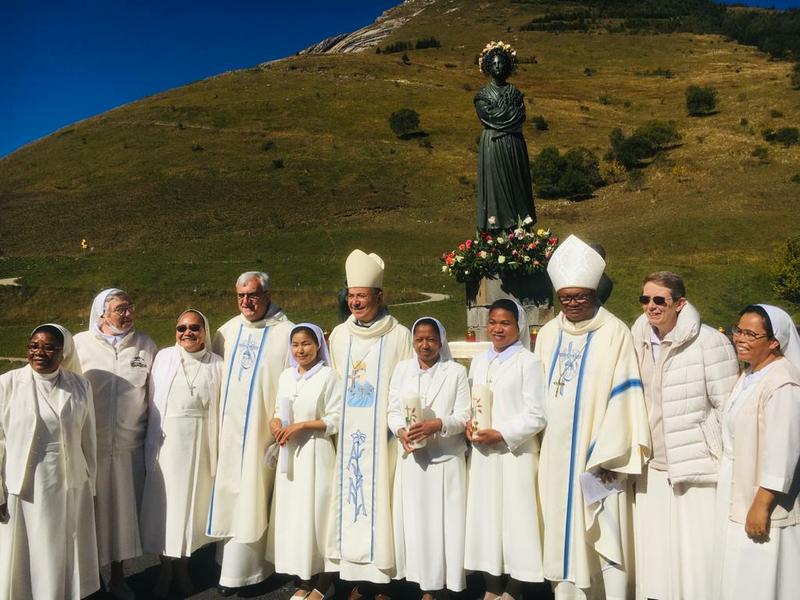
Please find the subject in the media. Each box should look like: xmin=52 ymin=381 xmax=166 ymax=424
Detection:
xmin=465 ymin=420 xmax=505 ymax=446
xmin=397 ymin=418 xmax=442 ymax=454
xmin=269 ymin=418 xmax=305 ymax=446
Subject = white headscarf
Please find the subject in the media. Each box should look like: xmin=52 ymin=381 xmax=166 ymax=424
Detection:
xmin=287 ymin=323 xmax=332 ymax=368
xmin=89 ymin=287 xmax=126 ymax=333
xmin=758 ymin=304 xmax=800 ymax=370
xmin=31 ymin=323 xmax=81 ymax=374
xmin=411 ymin=316 xmax=453 ymax=362
xmin=176 ymin=309 xmax=211 ymax=359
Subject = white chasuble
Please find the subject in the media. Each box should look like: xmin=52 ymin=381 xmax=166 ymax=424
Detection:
xmin=327 ymin=315 xmax=413 ymax=582
xmin=207 ymin=311 xmax=293 ymax=544
xmin=535 ymin=308 xmax=650 ymax=596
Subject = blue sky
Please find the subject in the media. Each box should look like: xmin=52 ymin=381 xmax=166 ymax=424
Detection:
xmin=1 ymin=0 xmax=798 ymax=158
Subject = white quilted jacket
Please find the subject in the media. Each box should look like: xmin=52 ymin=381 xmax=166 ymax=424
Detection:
xmin=631 ymin=302 xmax=739 ymax=484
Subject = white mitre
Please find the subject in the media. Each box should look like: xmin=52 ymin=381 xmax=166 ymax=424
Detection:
xmin=345 ymin=249 xmax=385 ymax=289
xmin=546 ymin=234 xmax=606 ymax=291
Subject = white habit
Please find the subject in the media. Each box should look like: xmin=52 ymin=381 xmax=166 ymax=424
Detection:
xmin=140 ymin=344 xmax=222 ymax=557
xmin=266 ymin=363 xmax=342 ymax=580
xmin=388 ymin=354 xmax=471 ymax=592
xmin=714 ymin=358 xmax=800 ymax=600
xmin=327 ymin=313 xmax=413 ymax=583
xmin=535 ymin=309 xmax=650 ymax=600
xmin=207 ymin=307 xmax=293 ymax=587
xmin=0 ymin=364 xmax=100 ymax=599
xmin=464 ymin=342 xmax=547 ymax=582
xmin=73 ymin=327 xmax=157 ymax=565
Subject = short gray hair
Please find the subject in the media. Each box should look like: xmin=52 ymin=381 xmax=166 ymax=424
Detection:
xmin=104 ymin=290 xmax=131 ymax=311
xmin=236 ymin=271 xmax=270 ymax=291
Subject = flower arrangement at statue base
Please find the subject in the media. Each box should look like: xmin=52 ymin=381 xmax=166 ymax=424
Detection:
xmin=440 ymin=224 xmax=559 ymax=284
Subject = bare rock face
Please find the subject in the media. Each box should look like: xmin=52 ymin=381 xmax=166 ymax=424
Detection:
xmin=299 ymin=0 xmax=436 ymax=55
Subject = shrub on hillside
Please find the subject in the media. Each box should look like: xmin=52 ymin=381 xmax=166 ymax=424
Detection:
xmin=763 ymin=127 xmax=800 ymax=147
xmin=389 ymin=108 xmax=421 ymax=138
xmin=531 ymin=115 xmax=549 ymax=131
xmin=531 ymin=146 xmax=603 ymax=199
xmin=792 ymin=64 xmax=800 ymax=90
xmin=415 ymin=37 xmax=441 ymax=49
xmin=773 ymin=236 xmax=800 ymax=303
xmin=382 ymin=41 xmax=411 ymax=54
xmin=605 ymin=121 xmax=681 ymax=170
xmin=685 ymin=85 xmax=717 ymax=116
xmin=751 ymin=146 xmax=769 ymax=163
xmin=775 ymin=127 xmax=799 ymax=147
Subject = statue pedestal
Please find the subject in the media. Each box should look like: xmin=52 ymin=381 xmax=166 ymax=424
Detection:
xmin=465 ymin=272 xmax=554 ymax=344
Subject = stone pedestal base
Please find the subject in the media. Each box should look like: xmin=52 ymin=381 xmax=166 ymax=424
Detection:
xmin=466 ymin=273 xmax=554 ymax=343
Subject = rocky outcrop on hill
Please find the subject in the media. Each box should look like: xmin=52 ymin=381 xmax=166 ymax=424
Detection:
xmin=298 ymin=0 xmax=435 ymax=55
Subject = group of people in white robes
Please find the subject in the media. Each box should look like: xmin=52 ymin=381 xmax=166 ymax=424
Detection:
xmin=0 ymin=237 xmax=799 ymax=600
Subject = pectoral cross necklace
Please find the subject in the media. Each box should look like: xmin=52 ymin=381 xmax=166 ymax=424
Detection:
xmin=554 ymin=342 xmax=586 ymax=398
xmin=180 ymin=357 xmax=202 ymax=396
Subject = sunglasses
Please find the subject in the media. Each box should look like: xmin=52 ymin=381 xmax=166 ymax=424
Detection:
xmin=639 ymin=295 xmax=672 ymax=306
xmin=176 ymin=324 xmax=203 ymax=333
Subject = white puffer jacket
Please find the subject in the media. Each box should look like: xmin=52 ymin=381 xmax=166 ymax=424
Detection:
xmin=631 ymin=302 xmax=739 ymax=484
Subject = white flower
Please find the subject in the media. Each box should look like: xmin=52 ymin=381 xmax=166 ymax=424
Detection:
xmin=523 ymin=216 xmax=533 ymax=225
xmin=488 ymin=216 xmax=497 ymax=225
xmin=479 ymin=250 xmax=488 ymax=258
xmin=456 ymin=255 xmax=464 ymax=262
xmin=498 ymin=256 xmax=506 ymax=264
xmin=441 ymin=265 xmax=448 ymax=272
xmin=497 ymin=237 xmax=505 ymax=244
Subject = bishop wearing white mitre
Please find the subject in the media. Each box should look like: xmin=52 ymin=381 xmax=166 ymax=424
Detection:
xmin=327 ymin=250 xmax=413 ymax=591
xmin=206 ymin=271 xmax=293 ymax=595
xmin=534 ymin=236 xmax=650 ymax=600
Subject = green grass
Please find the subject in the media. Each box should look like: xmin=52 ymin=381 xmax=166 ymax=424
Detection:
xmin=1 ymin=0 xmax=798 ymax=358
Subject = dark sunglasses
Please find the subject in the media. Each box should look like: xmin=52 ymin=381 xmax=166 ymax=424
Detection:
xmin=176 ymin=324 xmax=203 ymax=333
xmin=639 ymin=295 xmax=671 ymax=306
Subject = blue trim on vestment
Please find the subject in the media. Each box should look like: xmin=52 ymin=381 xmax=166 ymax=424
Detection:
xmin=206 ymin=323 xmax=244 ymax=534
xmin=609 ymin=378 xmax=643 ymax=402
xmin=563 ymin=330 xmax=594 ymax=580
xmin=586 ymin=439 xmax=596 ymax=462
xmin=547 ymin=329 xmax=563 ymax=387
xmin=220 ymin=324 xmax=244 ymax=424
xmin=337 ymin=336 xmax=353 ymax=556
xmin=369 ymin=337 xmax=385 ymax=562
xmin=241 ymin=326 xmax=269 ymax=467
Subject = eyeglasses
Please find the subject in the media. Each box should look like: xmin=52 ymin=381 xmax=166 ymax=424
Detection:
xmin=557 ymin=293 xmax=593 ymax=305
xmin=108 ymin=304 xmax=135 ymax=316
xmin=176 ymin=324 xmax=203 ymax=333
xmin=731 ymin=326 xmax=769 ymax=341
xmin=237 ymin=292 xmax=265 ymax=301
xmin=27 ymin=343 xmax=62 ymax=354
xmin=639 ymin=295 xmax=672 ymax=306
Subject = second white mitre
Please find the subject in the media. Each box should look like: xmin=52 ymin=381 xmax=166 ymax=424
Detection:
xmin=546 ymin=234 xmax=605 ymax=291
xmin=346 ymin=249 xmax=385 ymax=288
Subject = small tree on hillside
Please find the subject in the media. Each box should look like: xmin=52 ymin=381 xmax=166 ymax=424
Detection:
xmin=686 ymin=85 xmax=717 ymax=116
xmin=792 ymin=64 xmax=800 ymax=90
xmin=389 ymin=108 xmax=421 ymax=138
xmin=773 ymin=236 xmax=800 ymax=303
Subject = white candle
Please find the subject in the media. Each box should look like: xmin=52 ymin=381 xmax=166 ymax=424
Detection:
xmin=403 ymin=391 xmax=426 ymax=449
xmin=278 ymin=396 xmax=292 ymax=473
xmin=471 ymin=384 xmax=492 ymax=431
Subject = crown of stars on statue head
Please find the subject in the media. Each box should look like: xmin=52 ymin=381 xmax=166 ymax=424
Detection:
xmin=479 ymin=40 xmax=518 ymax=75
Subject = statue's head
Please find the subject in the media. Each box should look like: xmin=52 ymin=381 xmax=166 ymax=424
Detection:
xmin=479 ymin=41 xmax=517 ymax=81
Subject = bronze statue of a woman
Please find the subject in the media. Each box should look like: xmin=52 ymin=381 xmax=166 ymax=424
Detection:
xmin=474 ymin=41 xmax=536 ymax=232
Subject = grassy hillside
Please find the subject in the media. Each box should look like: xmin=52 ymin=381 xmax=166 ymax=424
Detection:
xmin=1 ymin=0 xmax=798 ymax=358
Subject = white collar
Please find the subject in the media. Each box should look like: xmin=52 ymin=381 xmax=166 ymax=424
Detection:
xmin=487 ymin=340 xmax=523 ymax=364
xmin=293 ymin=361 xmax=324 ymax=381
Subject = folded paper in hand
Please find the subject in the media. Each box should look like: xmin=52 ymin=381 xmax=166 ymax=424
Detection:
xmin=579 ymin=469 xmax=624 ymax=506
